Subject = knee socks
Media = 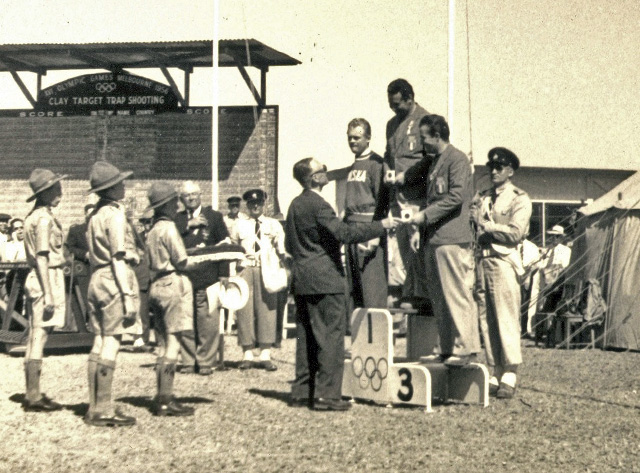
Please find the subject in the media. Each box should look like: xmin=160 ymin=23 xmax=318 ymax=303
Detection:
xmin=25 ymin=359 xmax=43 ymax=403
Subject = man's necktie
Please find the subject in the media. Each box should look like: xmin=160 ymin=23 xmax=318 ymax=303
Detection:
xmin=254 ymin=218 xmax=261 ymax=253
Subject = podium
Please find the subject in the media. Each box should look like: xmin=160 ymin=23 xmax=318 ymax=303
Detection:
xmin=342 ymin=308 xmax=489 ymax=412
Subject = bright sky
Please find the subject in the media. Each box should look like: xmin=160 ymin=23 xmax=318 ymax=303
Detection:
xmin=1 ymin=0 xmax=639 ymax=210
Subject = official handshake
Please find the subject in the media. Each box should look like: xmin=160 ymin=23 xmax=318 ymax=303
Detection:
xmin=379 ymin=208 xmax=426 ymax=230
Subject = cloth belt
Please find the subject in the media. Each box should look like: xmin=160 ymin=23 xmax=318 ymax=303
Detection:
xmin=92 ymin=259 xmax=137 ymax=270
xmin=152 ymin=270 xmax=176 ymax=282
xmin=480 ymin=248 xmax=501 ymax=258
xmin=242 ymin=258 xmax=260 ymax=267
xmin=345 ymin=213 xmax=374 ymax=223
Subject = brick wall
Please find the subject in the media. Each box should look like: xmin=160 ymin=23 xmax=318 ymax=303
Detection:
xmin=0 ymin=106 xmax=278 ymax=232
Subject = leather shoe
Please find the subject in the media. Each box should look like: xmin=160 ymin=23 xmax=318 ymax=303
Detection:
xmin=489 ymin=383 xmax=500 ymax=397
xmin=84 ymin=408 xmax=136 ymax=427
xmin=152 ymin=398 xmax=195 ymax=417
xmin=420 ymin=354 xmax=448 ymax=363
xmin=444 ymin=355 xmax=473 ymax=367
xmin=198 ymin=367 xmax=213 ymax=376
xmin=313 ymin=398 xmax=352 ymax=411
xmin=23 ymin=394 xmax=62 ymax=412
xmin=496 ymin=382 xmax=516 ymax=399
xmin=288 ymin=398 xmax=309 ymax=408
xmin=180 ymin=366 xmax=195 ymax=374
xmin=256 ymin=360 xmax=278 ymax=371
xmin=238 ymin=360 xmax=253 ymax=370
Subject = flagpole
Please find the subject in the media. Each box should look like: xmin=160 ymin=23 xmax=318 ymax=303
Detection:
xmin=212 ymin=0 xmax=220 ymax=210
xmin=448 ymin=0 xmax=455 ymax=131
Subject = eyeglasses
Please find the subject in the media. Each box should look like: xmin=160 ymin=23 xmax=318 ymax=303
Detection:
xmin=486 ymin=162 xmax=509 ymax=172
xmin=310 ymin=164 xmax=328 ymax=177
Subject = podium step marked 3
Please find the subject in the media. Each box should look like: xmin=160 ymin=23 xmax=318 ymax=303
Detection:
xmin=342 ymin=308 xmax=489 ymax=412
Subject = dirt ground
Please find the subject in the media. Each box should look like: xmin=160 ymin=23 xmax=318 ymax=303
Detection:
xmin=0 ymin=336 xmax=638 ymax=473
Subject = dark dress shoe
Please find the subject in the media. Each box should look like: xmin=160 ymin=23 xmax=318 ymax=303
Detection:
xmin=420 ymin=354 xmax=449 ymax=363
xmin=288 ymin=398 xmax=309 ymax=408
xmin=489 ymin=383 xmax=500 ymax=397
xmin=198 ymin=367 xmax=213 ymax=376
xmin=85 ymin=408 xmax=136 ymax=427
xmin=152 ymin=399 xmax=195 ymax=417
xmin=444 ymin=355 xmax=472 ymax=367
xmin=23 ymin=395 xmax=62 ymax=412
xmin=238 ymin=360 xmax=253 ymax=370
xmin=496 ymin=383 xmax=516 ymax=399
xmin=313 ymin=398 xmax=352 ymax=411
xmin=180 ymin=366 xmax=195 ymax=374
xmin=256 ymin=360 xmax=277 ymax=371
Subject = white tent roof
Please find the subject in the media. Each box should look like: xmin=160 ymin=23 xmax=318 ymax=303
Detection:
xmin=579 ymin=171 xmax=640 ymax=216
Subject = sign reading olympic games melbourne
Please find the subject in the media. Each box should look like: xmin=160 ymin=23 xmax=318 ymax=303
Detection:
xmin=36 ymin=73 xmax=180 ymax=114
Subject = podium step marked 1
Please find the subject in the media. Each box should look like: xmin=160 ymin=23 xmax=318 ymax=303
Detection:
xmin=342 ymin=308 xmax=489 ymax=412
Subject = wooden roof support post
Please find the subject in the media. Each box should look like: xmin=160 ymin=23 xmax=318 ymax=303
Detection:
xmin=260 ymin=67 xmax=267 ymax=105
xmin=233 ymin=57 xmax=264 ymax=107
xmin=9 ymin=70 xmax=36 ymax=108
xmin=160 ymin=66 xmax=186 ymax=108
xmin=183 ymin=67 xmax=192 ymax=107
xmin=36 ymin=73 xmax=42 ymax=98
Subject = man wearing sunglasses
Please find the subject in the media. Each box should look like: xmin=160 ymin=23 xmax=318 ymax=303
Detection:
xmin=472 ymin=147 xmax=532 ymax=399
xmin=286 ymin=157 xmax=400 ymax=411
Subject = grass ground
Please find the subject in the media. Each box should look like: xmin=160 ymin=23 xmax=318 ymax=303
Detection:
xmin=0 ymin=337 xmax=638 ymax=473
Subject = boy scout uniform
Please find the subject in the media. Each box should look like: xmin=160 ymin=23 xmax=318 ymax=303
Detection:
xmin=86 ymin=201 xmax=141 ymax=336
xmin=24 ymin=206 xmax=67 ymax=328
xmin=147 ymin=217 xmax=193 ymax=335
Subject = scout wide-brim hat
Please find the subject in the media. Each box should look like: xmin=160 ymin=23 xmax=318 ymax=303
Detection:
xmin=206 ymin=276 xmax=249 ymax=312
xmin=144 ymin=182 xmax=178 ymax=212
xmin=26 ymin=168 xmax=69 ymax=202
xmin=87 ymin=161 xmax=133 ymax=194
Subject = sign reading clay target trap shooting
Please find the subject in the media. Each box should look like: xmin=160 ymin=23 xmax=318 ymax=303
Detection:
xmin=36 ymin=73 xmax=180 ymax=114
xmin=343 ymin=308 xmax=489 ymax=411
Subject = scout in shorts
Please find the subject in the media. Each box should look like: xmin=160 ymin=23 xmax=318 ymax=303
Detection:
xmin=84 ymin=162 xmax=141 ymax=427
xmin=145 ymin=182 xmax=203 ymax=416
xmin=22 ymin=169 xmax=68 ymax=412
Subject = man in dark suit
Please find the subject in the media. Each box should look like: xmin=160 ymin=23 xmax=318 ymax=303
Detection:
xmin=175 ymin=181 xmax=230 ymax=375
xmin=285 ymin=158 xmax=399 ymax=411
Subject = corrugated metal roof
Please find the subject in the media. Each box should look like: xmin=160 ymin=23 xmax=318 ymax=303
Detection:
xmin=219 ymin=39 xmax=300 ymax=68
xmin=0 ymin=39 xmax=300 ymax=73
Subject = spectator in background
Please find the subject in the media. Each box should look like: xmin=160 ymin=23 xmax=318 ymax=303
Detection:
xmin=131 ymin=209 xmax=152 ymax=353
xmin=4 ymin=218 xmax=26 ymax=315
xmin=234 ymin=189 xmax=285 ymax=371
xmin=0 ymin=213 xmax=11 ymax=299
xmin=175 ymin=181 xmax=230 ymax=375
xmin=5 ymin=218 xmax=26 ymax=261
xmin=536 ymin=225 xmax=572 ymax=315
xmin=65 ymin=203 xmax=95 ymax=312
xmin=223 ymin=196 xmax=248 ymax=241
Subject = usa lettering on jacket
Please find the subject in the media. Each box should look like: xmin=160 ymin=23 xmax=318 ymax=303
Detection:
xmin=347 ymin=169 xmax=367 ymax=182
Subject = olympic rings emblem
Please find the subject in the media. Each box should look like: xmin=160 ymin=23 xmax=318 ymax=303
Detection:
xmin=96 ymin=82 xmax=117 ymax=93
xmin=352 ymin=355 xmax=388 ymax=392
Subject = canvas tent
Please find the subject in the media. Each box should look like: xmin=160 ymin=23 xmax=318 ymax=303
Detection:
xmin=569 ymin=171 xmax=640 ymax=350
